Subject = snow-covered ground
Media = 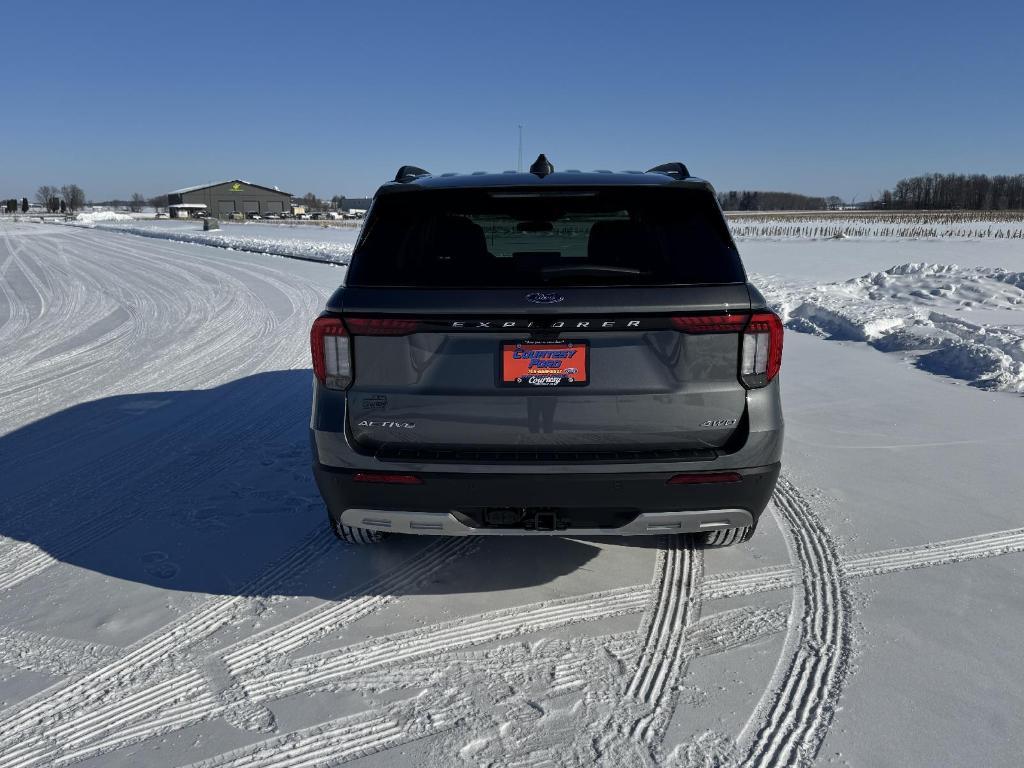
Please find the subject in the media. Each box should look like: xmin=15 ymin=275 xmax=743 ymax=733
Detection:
xmin=1 ymin=221 xmax=1023 ymax=767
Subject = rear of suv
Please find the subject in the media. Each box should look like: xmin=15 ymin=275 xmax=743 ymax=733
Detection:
xmin=310 ymin=157 xmax=783 ymax=546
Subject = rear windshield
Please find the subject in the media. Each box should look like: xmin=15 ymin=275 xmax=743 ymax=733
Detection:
xmin=347 ymin=187 xmax=744 ymax=288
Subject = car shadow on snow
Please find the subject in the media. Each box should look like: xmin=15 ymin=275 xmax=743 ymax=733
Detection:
xmin=0 ymin=370 xmax=601 ymax=599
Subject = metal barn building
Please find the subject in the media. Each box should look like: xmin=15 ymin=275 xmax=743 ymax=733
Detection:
xmin=167 ymin=180 xmax=292 ymax=217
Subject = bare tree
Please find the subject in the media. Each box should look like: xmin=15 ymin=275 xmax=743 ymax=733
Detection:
xmin=129 ymin=192 xmax=146 ymax=213
xmin=61 ymin=184 xmax=86 ymax=213
xmin=880 ymin=172 xmax=1024 ymax=211
xmin=148 ymin=194 xmax=168 ymax=213
xmin=36 ymin=185 xmax=58 ymax=208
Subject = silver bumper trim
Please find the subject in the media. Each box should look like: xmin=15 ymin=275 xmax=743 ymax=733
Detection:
xmin=339 ymin=508 xmax=754 ymax=537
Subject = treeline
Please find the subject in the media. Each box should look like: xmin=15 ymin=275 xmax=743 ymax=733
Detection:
xmin=717 ymin=190 xmax=831 ymax=211
xmin=36 ymin=184 xmax=86 ymax=213
xmin=872 ymin=173 xmax=1024 ymax=210
xmin=2 ymin=186 xmax=87 ymax=214
xmin=93 ymin=194 xmax=169 ymax=212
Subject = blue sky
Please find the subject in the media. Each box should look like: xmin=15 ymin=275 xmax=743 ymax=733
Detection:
xmin=2 ymin=0 xmax=1021 ymax=201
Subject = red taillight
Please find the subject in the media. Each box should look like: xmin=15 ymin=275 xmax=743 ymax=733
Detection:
xmin=311 ymin=316 xmax=352 ymax=390
xmin=353 ymin=472 xmax=423 ymax=485
xmin=671 ymin=313 xmax=750 ymax=333
xmin=670 ymin=310 xmax=782 ymax=388
xmin=667 ymin=472 xmax=742 ymax=485
xmin=345 ymin=317 xmax=421 ymax=336
xmin=741 ymin=312 xmax=783 ymax=388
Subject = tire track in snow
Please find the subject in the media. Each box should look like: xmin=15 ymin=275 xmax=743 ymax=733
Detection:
xmin=845 ymin=527 xmax=1024 ymax=578
xmin=623 ymin=536 xmax=702 ymax=748
xmin=0 ymin=525 xmax=334 ymax=759
xmin=241 ymin=586 xmax=648 ymax=702
xmin=537 ymin=606 xmax=789 ymax=705
xmin=219 ymin=536 xmax=475 ymax=677
xmin=37 ymin=519 xmax=1022 ymax=765
xmin=30 ymin=522 xmax=1024 ymax=768
xmin=700 ymin=525 xmax=1024 ymax=603
xmin=739 ymin=477 xmax=853 ymax=768
xmin=0 ymin=628 xmax=120 ymax=677
xmin=178 ymin=692 xmax=469 ymax=768
xmin=0 ymin=537 xmax=478 ymax=768
xmin=685 ymin=604 xmax=789 ymax=659
xmin=323 ymin=599 xmax=784 ymax=766
xmin=701 ymin=564 xmax=797 ymax=601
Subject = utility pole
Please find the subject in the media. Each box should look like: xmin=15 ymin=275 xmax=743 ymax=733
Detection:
xmin=517 ymin=125 xmax=523 ymax=172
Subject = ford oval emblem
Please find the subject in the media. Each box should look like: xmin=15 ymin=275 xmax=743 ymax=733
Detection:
xmin=526 ymin=292 xmax=564 ymax=304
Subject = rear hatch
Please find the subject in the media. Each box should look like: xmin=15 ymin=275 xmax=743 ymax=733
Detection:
xmin=334 ymin=185 xmax=752 ymax=456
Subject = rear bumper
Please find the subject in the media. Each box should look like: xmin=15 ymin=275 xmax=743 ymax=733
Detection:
xmin=313 ymin=462 xmax=780 ymax=536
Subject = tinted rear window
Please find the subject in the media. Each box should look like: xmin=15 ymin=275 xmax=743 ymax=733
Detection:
xmin=347 ymin=187 xmax=744 ymax=288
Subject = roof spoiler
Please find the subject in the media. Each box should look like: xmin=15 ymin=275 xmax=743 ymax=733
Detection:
xmin=394 ymin=165 xmax=431 ymax=183
xmin=646 ymin=162 xmax=691 ymax=179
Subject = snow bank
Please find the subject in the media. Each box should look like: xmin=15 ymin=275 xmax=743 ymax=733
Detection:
xmin=75 ymin=211 xmax=135 ymax=224
xmin=757 ymin=263 xmax=1024 ymax=392
xmin=70 ymin=221 xmax=354 ymax=265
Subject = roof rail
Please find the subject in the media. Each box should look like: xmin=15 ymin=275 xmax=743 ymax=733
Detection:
xmin=394 ymin=165 xmax=431 ymax=183
xmin=646 ymin=162 xmax=691 ymax=179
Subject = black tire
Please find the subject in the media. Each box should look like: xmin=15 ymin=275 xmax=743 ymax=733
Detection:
xmin=700 ymin=525 xmax=754 ymax=547
xmin=330 ymin=517 xmax=388 ymax=544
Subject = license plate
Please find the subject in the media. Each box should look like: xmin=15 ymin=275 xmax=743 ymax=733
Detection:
xmin=500 ymin=341 xmax=588 ymax=387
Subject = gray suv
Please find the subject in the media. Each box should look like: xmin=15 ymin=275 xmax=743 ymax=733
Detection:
xmin=310 ymin=156 xmax=782 ymax=546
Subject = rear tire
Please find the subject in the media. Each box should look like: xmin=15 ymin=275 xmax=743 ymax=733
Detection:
xmin=700 ymin=525 xmax=754 ymax=547
xmin=330 ymin=517 xmax=388 ymax=544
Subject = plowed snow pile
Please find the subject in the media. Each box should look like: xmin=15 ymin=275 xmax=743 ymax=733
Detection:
xmin=75 ymin=211 xmax=136 ymax=223
xmin=758 ymin=263 xmax=1024 ymax=391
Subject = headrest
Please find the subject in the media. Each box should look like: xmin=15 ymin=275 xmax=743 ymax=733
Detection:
xmin=587 ymin=220 xmax=655 ymax=265
xmin=430 ymin=216 xmax=488 ymax=261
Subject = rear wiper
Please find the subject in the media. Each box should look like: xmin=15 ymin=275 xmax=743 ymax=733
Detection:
xmin=540 ymin=265 xmax=644 ymax=279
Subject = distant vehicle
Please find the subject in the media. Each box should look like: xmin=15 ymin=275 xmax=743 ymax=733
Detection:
xmin=309 ymin=156 xmax=784 ymax=546
xmin=246 ymin=212 xmax=262 ymax=220
xmin=263 ymin=212 xmax=280 ymax=219
xmin=290 ymin=204 xmax=306 ymax=217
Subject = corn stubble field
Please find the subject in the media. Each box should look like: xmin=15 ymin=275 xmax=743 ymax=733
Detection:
xmin=726 ymin=210 xmax=1024 ymax=239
